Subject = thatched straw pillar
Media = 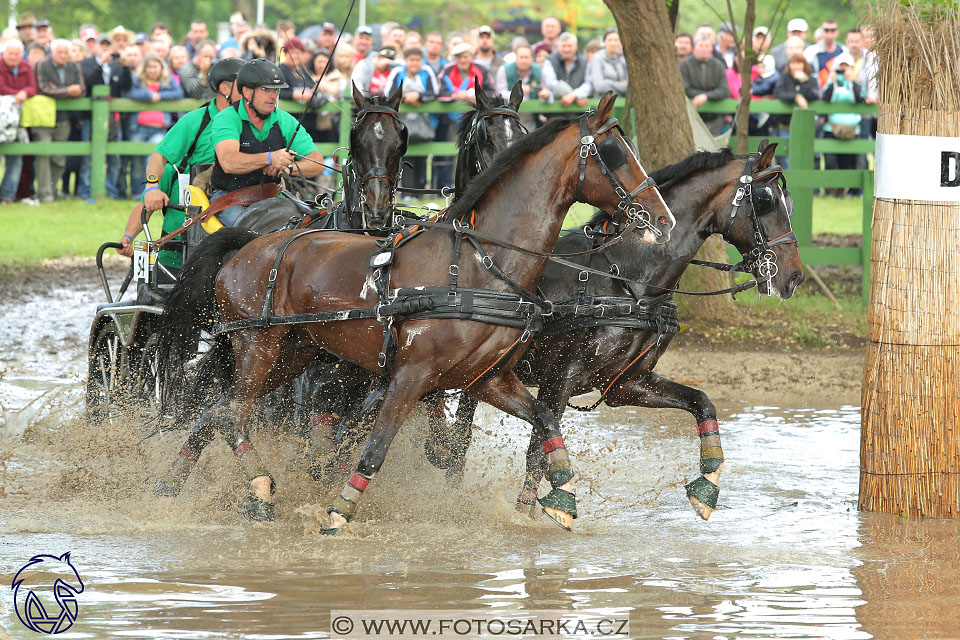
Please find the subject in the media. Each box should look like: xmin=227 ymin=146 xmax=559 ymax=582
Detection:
xmin=860 ymin=3 xmax=960 ymax=518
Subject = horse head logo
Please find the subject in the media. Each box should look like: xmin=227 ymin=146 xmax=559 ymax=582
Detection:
xmin=12 ymin=552 xmax=84 ymax=635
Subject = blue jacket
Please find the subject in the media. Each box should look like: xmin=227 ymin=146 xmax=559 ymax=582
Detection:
xmin=125 ymin=76 xmax=184 ymax=128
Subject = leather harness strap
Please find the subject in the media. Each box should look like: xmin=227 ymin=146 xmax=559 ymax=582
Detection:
xmin=155 ymin=182 xmax=281 ymax=247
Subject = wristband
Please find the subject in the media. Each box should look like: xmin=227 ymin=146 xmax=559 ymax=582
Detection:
xmin=122 ymin=234 xmax=134 ymax=241
xmin=267 ymin=151 xmax=272 ymax=166
xmin=144 ymin=185 xmax=159 ymax=194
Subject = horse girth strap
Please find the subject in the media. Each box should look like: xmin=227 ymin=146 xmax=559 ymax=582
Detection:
xmin=155 ymin=182 xmax=281 ymax=248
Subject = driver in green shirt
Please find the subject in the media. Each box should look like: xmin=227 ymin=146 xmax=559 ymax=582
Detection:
xmin=117 ymin=58 xmax=246 ymax=265
xmin=208 ymin=58 xmax=324 ymax=225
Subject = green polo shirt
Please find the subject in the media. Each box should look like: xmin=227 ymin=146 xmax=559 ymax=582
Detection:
xmin=155 ymin=100 xmax=220 ymax=170
xmin=210 ymin=103 xmax=317 ymax=158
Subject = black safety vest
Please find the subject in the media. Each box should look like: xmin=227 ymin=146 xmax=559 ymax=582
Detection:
xmin=211 ymin=103 xmax=287 ymax=192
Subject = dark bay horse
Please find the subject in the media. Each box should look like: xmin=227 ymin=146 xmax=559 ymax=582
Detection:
xmin=425 ymin=141 xmax=804 ymax=520
xmin=154 ymin=93 xmax=675 ymax=533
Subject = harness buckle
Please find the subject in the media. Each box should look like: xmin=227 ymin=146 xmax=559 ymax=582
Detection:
xmin=520 ymin=329 xmax=532 ymax=343
xmin=449 ymin=264 xmax=459 ymax=276
xmin=268 ymin=268 xmax=278 ymax=282
xmin=609 ymin=263 xmax=621 ymax=277
xmin=580 ymin=134 xmax=594 ymax=145
xmin=481 ymin=255 xmax=493 ymax=270
xmin=579 ymin=270 xmax=589 ymax=282
xmin=732 ymin=187 xmax=745 ymax=207
xmin=618 ymin=303 xmax=632 ymax=316
xmin=542 ymin=300 xmax=554 ymax=317
xmin=594 ymin=305 xmax=606 ymax=318
xmin=740 ymin=174 xmax=753 ymax=184
xmin=378 ymin=352 xmax=387 ymax=368
xmin=394 ymin=214 xmax=405 ymax=226
xmin=183 ymin=217 xmax=194 ymax=228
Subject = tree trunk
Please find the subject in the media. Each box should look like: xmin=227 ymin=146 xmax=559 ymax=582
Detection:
xmin=735 ymin=0 xmax=757 ymax=153
xmin=603 ymin=0 xmax=734 ymax=321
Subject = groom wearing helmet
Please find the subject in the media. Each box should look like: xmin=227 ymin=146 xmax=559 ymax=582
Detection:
xmin=118 ymin=57 xmax=246 ymax=261
xmin=209 ymin=58 xmax=324 ymax=224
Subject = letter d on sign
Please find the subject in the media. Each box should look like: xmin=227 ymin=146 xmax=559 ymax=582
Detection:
xmin=941 ymin=151 xmax=960 ymax=187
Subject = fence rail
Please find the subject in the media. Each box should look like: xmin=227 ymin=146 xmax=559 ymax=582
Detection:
xmin=2 ymin=87 xmax=878 ymax=301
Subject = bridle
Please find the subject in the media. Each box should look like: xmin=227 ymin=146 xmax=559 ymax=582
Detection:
xmin=575 ymin=113 xmax=662 ymax=239
xmin=720 ymin=154 xmax=797 ymax=291
xmin=464 ymin=105 xmax=527 ymax=173
xmin=348 ymin=104 xmax=408 ymax=228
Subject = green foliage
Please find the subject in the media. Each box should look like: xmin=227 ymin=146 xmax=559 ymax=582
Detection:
xmin=677 ymin=0 xmax=863 ymax=37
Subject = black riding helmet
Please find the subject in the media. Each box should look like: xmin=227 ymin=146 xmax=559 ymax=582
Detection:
xmin=236 ymin=58 xmax=289 ymax=91
xmin=207 ymin=57 xmax=246 ymax=95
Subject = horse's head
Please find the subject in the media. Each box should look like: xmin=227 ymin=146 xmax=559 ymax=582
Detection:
xmin=574 ymin=92 xmax=676 ymax=244
xmin=717 ymin=141 xmax=804 ymax=299
xmin=458 ymin=78 xmax=527 ymax=184
xmin=349 ymin=82 xmax=408 ymax=228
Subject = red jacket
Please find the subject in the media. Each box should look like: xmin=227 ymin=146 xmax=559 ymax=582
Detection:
xmin=0 ymin=60 xmax=37 ymax=98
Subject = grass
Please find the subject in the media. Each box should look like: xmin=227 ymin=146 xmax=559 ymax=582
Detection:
xmin=0 ymin=198 xmax=160 ymax=265
xmin=812 ymin=195 xmax=865 ymax=235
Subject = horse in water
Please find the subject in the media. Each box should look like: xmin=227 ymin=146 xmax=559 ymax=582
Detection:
xmin=255 ymin=78 xmax=530 ymax=453
xmin=425 ymin=141 xmax=803 ymax=520
xmin=299 ymin=79 xmax=530 ymax=466
xmin=153 ymin=93 xmax=675 ymax=534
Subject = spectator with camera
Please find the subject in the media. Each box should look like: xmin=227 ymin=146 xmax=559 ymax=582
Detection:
xmin=822 ymin=52 xmax=864 ymax=196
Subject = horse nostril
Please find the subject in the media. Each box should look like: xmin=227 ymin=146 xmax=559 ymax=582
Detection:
xmin=658 ymin=216 xmax=668 ymax=225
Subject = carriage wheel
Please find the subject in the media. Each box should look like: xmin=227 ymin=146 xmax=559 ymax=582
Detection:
xmin=131 ymin=330 xmax=164 ymax=421
xmin=86 ymin=321 xmax=130 ymax=423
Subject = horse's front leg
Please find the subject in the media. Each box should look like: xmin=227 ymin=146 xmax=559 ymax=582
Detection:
xmin=423 ymin=392 xmax=477 ymax=485
xmin=604 ymin=371 xmax=724 ymax=520
xmin=470 ymin=370 xmax=578 ymax=531
xmin=320 ymin=367 xmax=436 ymax=535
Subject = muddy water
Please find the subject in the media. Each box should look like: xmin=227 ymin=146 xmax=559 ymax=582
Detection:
xmin=1 ymin=274 xmax=959 ymax=639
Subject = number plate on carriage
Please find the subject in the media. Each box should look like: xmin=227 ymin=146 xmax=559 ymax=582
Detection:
xmin=133 ymin=242 xmax=153 ymax=282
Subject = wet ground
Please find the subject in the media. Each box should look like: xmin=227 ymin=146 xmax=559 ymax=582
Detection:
xmin=0 ymin=261 xmax=957 ymax=639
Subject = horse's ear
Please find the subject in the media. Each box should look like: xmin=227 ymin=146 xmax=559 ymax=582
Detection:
xmin=386 ymin=81 xmax=403 ymax=111
xmin=593 ymin=91 xmax=617 ymax=124
xmin=508 ymin=80 xmax=524 ymax=111
xmin=59 ymin=552 xmax=71 ymax=563
xmin=756 ymin=139 xmax=779 ymax=170
xmin=474 ymin=76 xmax=489 ymax=110
xmin=352 ymin=82 xmax=368 ymax=110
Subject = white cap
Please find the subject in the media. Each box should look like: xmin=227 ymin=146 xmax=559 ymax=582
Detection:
xmin=753 ymin=26 xmax=769 ymax=38
xmin=787 ymin=18 xmax=808 ymax=32
xmin=832 ymin=52 xmax=855 ymax=68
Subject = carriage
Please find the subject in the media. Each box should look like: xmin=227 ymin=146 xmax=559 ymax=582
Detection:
xmin=86 ymin=202 xmax=205 ymax=424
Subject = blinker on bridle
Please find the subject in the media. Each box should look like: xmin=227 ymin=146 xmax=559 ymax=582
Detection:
xmin=575 ymin=113 xmax=660 ymax=236
xmin=723 ymin=153 xmax=797 ymax=289
xmin=466 ymin=105 xmax=526 ymax=173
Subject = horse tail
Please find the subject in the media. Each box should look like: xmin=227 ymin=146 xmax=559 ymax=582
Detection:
xmin=157 ymin=227 xmax=259 ymax=414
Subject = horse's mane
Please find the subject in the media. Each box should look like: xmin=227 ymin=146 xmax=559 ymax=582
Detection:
xmin=446 ymin=115 xmax=578 ymax=220
xmin=585 ymin=148 xmax=737 ymax=228
xmin=650 ymin=147 xmax=736 ymax=186
xmin=455 ymin=96 xmax=511 ymax=147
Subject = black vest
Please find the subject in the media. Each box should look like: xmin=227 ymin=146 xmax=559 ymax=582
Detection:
xmin=211 ymin=103 xmax=287 ymax=192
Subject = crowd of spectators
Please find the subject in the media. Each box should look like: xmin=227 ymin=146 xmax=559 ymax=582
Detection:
xmin=675 ymin=17 xmax=876 ymax=196
xmin=0 ymin=13 xmax=636 ymax=198
xmin=0 ymin=11 xmax=874 ymax=201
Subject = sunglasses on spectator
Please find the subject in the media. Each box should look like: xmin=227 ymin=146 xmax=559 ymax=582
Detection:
xmin=823 ymin=27 xmax=838 ymax=32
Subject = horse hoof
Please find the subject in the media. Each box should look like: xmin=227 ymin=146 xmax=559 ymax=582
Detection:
xmin=541 ymin=506 xmax=573 ymax=531
xmin=538 ymin=488 xmax=577 ymax=532
xmin=240 ymin=495 xmax=276 ymax=522
xmin=153 ymin=477 xmax=181 ymax=497
xmin=684 ymin=475 xmax=719 ymax=521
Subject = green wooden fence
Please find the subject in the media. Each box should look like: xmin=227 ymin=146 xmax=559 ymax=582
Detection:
xmin=0 ymin=86 xmax=878 ymax=301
